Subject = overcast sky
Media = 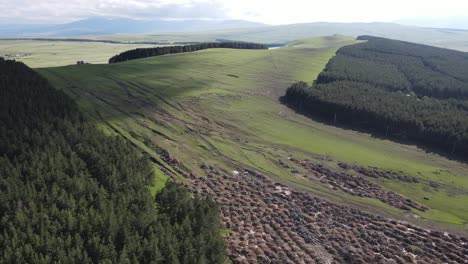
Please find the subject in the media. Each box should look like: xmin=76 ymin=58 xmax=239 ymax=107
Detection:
xmin=1 ymin=0 xmax=468 ymax=24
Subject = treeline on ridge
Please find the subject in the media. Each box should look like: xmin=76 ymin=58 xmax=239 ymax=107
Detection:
xmin=284 ymin=36 xmax=468 ymax=157
xmin=0 ymin=58 xmax=226 ymax=263
xmin=109 ymin=42 xmax=268 ymax=63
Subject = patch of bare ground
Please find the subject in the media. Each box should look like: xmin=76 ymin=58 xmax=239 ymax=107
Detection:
xmin=290 ymin=158 xmax=428 ymax=211
xmin=183 ymin=166 xmax=467 ymax=264
xmin=337 ymin=162 xmax=420 ymax=183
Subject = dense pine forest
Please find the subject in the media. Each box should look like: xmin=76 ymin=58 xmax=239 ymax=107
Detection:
xmin=285 ymin=36 xmax=468 ymax=157
xmin=0 ymin=58 xmax=226 ymax=263
xmin=109 ymin=42 xmax=267 ymax=63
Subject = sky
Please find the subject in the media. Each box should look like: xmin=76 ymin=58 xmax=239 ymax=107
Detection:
xmin=1 ymin=0 xmax=468 ymax=25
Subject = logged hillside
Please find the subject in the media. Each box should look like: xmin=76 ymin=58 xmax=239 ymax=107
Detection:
xmin=109 ymin=42 xmax=267 ymax=63
xmin=0 ymin=58 xmax=226 ymax=263
xmin=285 ymin=36 xmax=468 ymax=157
xmin=40 ymin=37 xmax=468 ymax=262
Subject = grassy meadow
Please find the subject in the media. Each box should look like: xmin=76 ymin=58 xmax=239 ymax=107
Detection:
xmin=0 ymin=40 xmax=155 ymax=67
xmin=38 ymin=36 xmax=468 ymax=233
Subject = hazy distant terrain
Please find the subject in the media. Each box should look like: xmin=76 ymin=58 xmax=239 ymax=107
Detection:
xmin=0 ymin=17 xmax=265 ymax=37
xmin=68 ymin=22 xmax=468 ymax=52
xmin=2 ymin=18 xmax=468 ymax=52
xmin=175 ymin=22 xmax=468 ymax=51
xmin=397 ymin=16 xmax=468 ymax=30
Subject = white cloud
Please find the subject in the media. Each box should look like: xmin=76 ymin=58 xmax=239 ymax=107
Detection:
xmin=1 ymin=0 xmax=468 ymax=24
xmin=0 ymin=0 xmax=227 ymax=23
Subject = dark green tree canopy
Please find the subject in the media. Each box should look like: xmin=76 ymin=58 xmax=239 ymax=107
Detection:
xmin=109 ymin=42 xmax=268 ymax=63
xmin=284 ymin=36 xmax=468 ymax=157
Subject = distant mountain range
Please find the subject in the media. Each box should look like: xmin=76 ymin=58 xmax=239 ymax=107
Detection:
xmin=1 ymin=18 xmax=468 ymax=52
xmin=169 ymin=22 xmax=468 ymax=51
xmin=0 ymin=17 xmax=266 ymax=36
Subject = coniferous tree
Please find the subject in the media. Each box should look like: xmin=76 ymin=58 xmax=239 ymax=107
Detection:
xmin=109 ymin=42 xmax=268 ymax=63
xmin=0 ymin=58 xmax=227 ymax=263
xmin=284 ymin=37 xmax=468 ymax=157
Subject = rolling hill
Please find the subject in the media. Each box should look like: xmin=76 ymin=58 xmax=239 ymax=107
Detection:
xmin=38 ymin=36 xmax=468 ymax=262
xmin=75 ymin=22 xmax=468 ymax=52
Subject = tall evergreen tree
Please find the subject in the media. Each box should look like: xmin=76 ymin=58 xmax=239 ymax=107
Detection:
xmin=284 ymin=36 xmax=468 ymax=157
xmin=0 ymin=58 xmax=227 ymax=263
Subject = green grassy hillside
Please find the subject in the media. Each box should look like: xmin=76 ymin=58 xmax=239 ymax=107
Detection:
xmin=39 ymin=36 xmax=468 ymax=232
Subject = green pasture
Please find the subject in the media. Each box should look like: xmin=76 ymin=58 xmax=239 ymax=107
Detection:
xmin=0 ymin=40 xmax=155 ymax=67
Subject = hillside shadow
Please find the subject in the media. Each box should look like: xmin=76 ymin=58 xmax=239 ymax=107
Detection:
xmin=278 ymin=96 xmax=468 ymax=165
